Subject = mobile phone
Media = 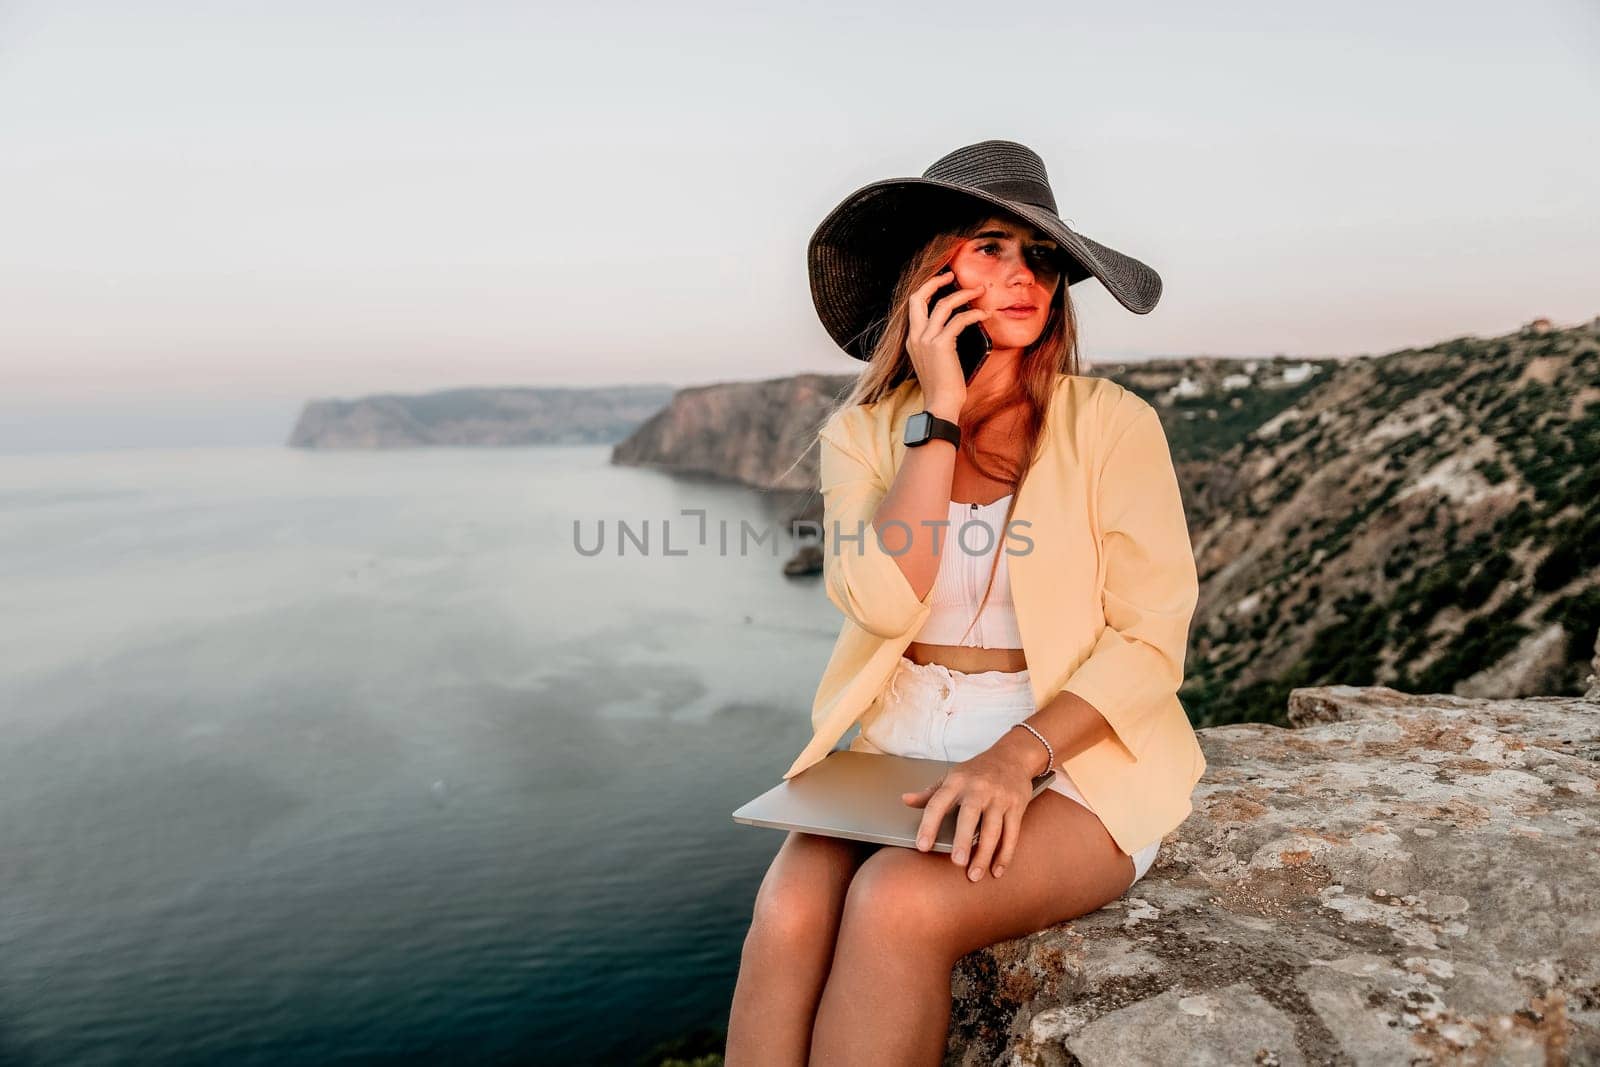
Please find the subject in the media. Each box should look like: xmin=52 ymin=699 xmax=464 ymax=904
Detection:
xmin=929 ymin=268 xmax=993 ymax=383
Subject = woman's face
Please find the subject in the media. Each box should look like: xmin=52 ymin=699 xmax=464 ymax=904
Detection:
xmin=947 ymin=215 xmax=1064 ymax=349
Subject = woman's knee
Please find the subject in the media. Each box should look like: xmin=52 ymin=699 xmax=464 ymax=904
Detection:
xmin=745 ymin=834 xmax=861 ymax=951
xmin=837 ymin=852 xmax=951 ymax=956
xmin=747 ymin=877 xmax=832 ymax=954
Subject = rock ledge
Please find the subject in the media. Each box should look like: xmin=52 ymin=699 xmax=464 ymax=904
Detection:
xmin=947 ymin=686 xmax=1600 ymax=1065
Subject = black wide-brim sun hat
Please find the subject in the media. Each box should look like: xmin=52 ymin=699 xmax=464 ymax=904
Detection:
xmin=807 ymin=139 xmax=1163 ymax=361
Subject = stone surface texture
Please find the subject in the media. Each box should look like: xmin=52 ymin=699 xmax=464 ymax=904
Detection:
xmin=944 ymin=685 xmax=1600 ymax=1066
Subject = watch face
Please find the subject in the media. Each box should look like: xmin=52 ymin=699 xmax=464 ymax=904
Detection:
xmin=905 ymin=411 xmax=930 ymax=443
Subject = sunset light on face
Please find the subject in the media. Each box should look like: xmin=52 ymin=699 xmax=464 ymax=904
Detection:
xmin=945 ymin=217 xmax=1064 ymax=352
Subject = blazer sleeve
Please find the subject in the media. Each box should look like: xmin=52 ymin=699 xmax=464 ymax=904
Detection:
xmin=1058 ymin=400 xmax=1200 ymax=762
xmin=817 ymin=415 xmax=934 ymax=640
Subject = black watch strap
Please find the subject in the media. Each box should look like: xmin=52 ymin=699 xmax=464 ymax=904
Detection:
xmin=905 ymin=410 xmax=961 ymax=449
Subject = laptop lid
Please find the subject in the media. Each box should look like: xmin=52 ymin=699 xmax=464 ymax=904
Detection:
xmin=731 ymin=749 xmax=1056 ymax=854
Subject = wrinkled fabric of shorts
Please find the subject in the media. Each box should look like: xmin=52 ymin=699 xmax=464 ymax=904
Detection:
xmin=848 ymin=655 xmax=1162 ymax=885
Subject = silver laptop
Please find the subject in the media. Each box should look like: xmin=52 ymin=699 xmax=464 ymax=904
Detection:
xmin=732 ymin=749 xmax=1056 ymax=854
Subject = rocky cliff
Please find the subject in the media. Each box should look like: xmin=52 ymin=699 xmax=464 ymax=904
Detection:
xmin=1175 ymin=318 xmax=1600 ymax=716
xmin=607 ymin=359 xmax=1323 ymax=579
xmin=613 ymin=318 xmax=1600 ymax=706
xmin=942 ymin=685 xmax=1600 ymax=1066
xmin=286 ymin=384 xmax=676 ymax=448
xmin=608 ymin=357 xmax=1327 ymax=495
xmin=610 ymin=372 xmax=857 ymax=490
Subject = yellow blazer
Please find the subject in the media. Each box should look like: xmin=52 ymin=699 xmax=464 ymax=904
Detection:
xmin=782 ymin=372 xmax=1206 ymax=856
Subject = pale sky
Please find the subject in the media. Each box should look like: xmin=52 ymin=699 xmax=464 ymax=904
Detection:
xmin=1 ymin=0 xmax=1596 ymax=449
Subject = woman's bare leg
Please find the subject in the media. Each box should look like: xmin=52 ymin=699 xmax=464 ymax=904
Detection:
xmin=809 ymin=791 xmax=1136 ymax=1066
xmin=725 ymin=831 xmax=879 ymax=1066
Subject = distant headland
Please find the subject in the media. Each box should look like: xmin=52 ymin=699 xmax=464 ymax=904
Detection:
xmin=286 ymin=384 xmax=678 ymax=448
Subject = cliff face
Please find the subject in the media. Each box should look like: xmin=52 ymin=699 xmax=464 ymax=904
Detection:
xmin=611 ymin=319 xmax=1600 ymax=706
xmin=607 ymin=361 xmax=1322 ymax=493
xmin=944 ymin=686 xmax=1600 ymax=1066
xmin=287 ymin=384 xmax=676 ymax=448
xmin=609 ymin=372 xmax=856 ymax=491
xmin=1172 ymin=319 xmax=1600 ymax=716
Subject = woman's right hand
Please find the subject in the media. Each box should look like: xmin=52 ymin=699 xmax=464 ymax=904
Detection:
xmin=906 ymin=270 xmax=988 ymax=418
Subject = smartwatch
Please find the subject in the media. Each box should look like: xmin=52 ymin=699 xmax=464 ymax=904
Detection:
xmin=904 ymin=410 xmax=961 ymax=450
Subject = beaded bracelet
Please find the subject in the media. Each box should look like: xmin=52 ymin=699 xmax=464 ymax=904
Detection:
xmin=1011 ymin=721 xmax=1054 ymax=777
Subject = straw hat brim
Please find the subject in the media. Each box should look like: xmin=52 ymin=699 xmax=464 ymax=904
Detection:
xmin=807 ymin=178 xmax=1162 ymax=361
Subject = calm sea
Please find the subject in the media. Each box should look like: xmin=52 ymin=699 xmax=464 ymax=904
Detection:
xmin=0 ymin=444 xmax=839 ymax=1066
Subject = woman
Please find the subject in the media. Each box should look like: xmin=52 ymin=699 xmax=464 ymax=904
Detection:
xmin=727 ymin=140 xmax=1205 ymax=1065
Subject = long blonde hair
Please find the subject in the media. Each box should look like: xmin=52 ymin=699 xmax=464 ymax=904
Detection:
xmin=793 ymin=205 xmax=1086 ymax=644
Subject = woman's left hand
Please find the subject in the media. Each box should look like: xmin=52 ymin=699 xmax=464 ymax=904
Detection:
xmin=901 ymin=741 xmax=1039 ymax=882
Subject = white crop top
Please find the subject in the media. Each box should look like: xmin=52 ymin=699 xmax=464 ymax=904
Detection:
xmin=910 ymin=494 xmax=1023 ymax=649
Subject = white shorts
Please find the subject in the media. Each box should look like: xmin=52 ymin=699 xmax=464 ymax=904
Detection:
xmin=848 ymin=655 xmax=1161 ymax=885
